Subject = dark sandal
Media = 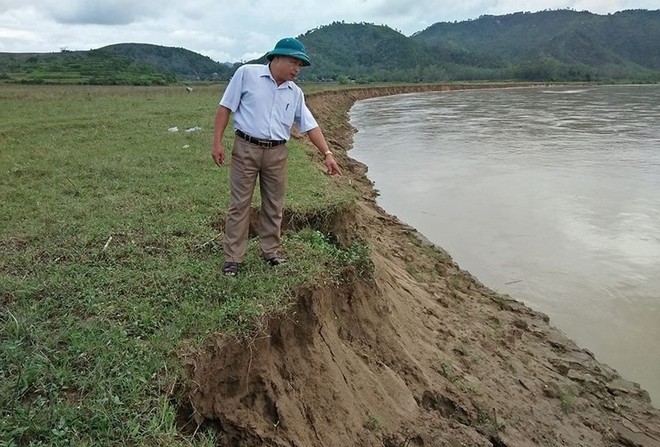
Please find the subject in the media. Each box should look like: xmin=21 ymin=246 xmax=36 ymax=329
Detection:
xmin=222 ymin=261 xmax=239 ymax=276
xmin=264 ymin=256 xmax=287 ymax=266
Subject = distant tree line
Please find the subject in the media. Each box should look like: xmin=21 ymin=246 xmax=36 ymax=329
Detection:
xmin=0 ymin=9 xmax=658 ymax=85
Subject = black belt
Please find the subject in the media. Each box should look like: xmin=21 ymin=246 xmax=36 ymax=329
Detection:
xmin=235 ymin=130 xmax=286 ymax=148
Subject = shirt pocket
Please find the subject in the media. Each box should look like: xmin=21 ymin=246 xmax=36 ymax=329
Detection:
xmin=275 ymin=94 xmax=296 ymax=127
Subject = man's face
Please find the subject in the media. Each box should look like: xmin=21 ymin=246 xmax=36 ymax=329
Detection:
xmin=272 ymin=56 xmax=304 ymax=82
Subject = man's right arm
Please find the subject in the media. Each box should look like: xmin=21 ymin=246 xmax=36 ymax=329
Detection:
xmin=212 ymin=105 xmax=231 ymax=167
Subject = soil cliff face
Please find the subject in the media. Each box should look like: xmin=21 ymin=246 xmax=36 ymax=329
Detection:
xmin=182 ymin=86 xmax=660 ymax=447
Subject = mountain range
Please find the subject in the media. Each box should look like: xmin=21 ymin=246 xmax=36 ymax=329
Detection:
xmin=0 ymin=9 xmax=658 ymax=84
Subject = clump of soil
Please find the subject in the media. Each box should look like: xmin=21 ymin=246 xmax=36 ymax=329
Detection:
xmin=180 ymin=86 xmax=660 ymax=447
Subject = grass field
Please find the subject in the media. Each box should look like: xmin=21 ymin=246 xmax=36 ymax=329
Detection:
xmin=0 ymin=84 xmax=364 ymax=446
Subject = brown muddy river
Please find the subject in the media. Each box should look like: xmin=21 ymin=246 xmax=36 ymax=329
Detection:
xmin=349 ymin=85 xmax=660 ymax=406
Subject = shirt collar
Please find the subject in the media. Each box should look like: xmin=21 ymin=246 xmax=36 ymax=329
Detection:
xmin=260 ymin=63 xmax=293 ymax=89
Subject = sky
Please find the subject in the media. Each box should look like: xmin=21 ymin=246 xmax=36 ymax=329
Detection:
xmin=0 ymin=0 xmax=657 ymax=63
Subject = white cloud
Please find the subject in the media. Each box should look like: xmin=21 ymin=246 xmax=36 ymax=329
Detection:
xmin=0 ymin=27 xmax=36 ymax=40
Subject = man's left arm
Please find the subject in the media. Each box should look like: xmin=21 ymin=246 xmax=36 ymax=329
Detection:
xmin=307 ymin=127 xmax=342 ymax=175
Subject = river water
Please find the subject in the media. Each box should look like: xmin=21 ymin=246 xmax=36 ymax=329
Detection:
xmin=349 ymin=85 xmax=660 ymax=405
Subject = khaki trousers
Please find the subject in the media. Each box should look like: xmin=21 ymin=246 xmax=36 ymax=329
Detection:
xmin=224 ymin=137 xmax=288 ymax=262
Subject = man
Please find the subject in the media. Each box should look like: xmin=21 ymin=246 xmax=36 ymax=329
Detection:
xmin=212 ymin=37 xmax=342 ymax=277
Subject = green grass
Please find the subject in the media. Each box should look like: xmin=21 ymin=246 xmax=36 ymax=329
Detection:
xmin=0 ymin=84 xmax=362 ymax=446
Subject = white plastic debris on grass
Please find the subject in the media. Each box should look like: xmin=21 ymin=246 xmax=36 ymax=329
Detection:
xmin=168 ymin=126 xmax=202 ymax=133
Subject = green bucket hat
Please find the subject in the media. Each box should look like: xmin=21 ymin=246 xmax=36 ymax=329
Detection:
xmin=266 ymin=37 xmax=311 ymax=66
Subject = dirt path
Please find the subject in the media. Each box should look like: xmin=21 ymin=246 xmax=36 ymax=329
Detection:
xmin=183 ymin=84 xmax=660 ymax=447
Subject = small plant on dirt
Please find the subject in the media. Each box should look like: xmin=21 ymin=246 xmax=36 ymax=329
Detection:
xmin=449 ymin=274 xmax=464 ymax=291
xmin=458 ymin=379 xmax=484 ymax=396
xmin=559 ymin=391 xmax=577 ymax=414
xmin=365 ymin=413 xmax=383 ymax=433
xmin=475 ymin=407 xmax=504 ymax=439
xmin=440 ymin=361 xmax=457 ymax=383
xmin=292 ymin=229 xmax=374 ymax=282
xmin=490 ymin=293 xmax=517 ymax=311
xmin=405 ymin=233 xmax=451 ymax=265
xmin=337 ymin=241 xmax=374 ymax=280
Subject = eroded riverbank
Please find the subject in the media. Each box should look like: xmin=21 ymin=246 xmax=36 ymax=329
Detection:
xmin=185 ymin=84 xmax=660 ymax=446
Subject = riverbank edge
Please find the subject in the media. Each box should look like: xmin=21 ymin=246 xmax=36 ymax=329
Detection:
xmin=305 ymin=83 xmax=660 ymax=443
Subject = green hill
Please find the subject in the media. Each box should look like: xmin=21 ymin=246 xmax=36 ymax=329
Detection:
xmin=100 ymin=43 xmax=234 ymax=81
xmin=0 ymin=44 xmax=233 ymax=85
xmin=0 ymin=9 xmax=658 ymax=84
xmin=411 ymin=9 xmax=660 ymax=81
xmin=297 ymin=22 xmax=439 ymax=82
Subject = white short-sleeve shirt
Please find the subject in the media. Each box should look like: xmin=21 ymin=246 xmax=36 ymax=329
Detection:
xmin=219 ymin=64 xmax=318 ymax=141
